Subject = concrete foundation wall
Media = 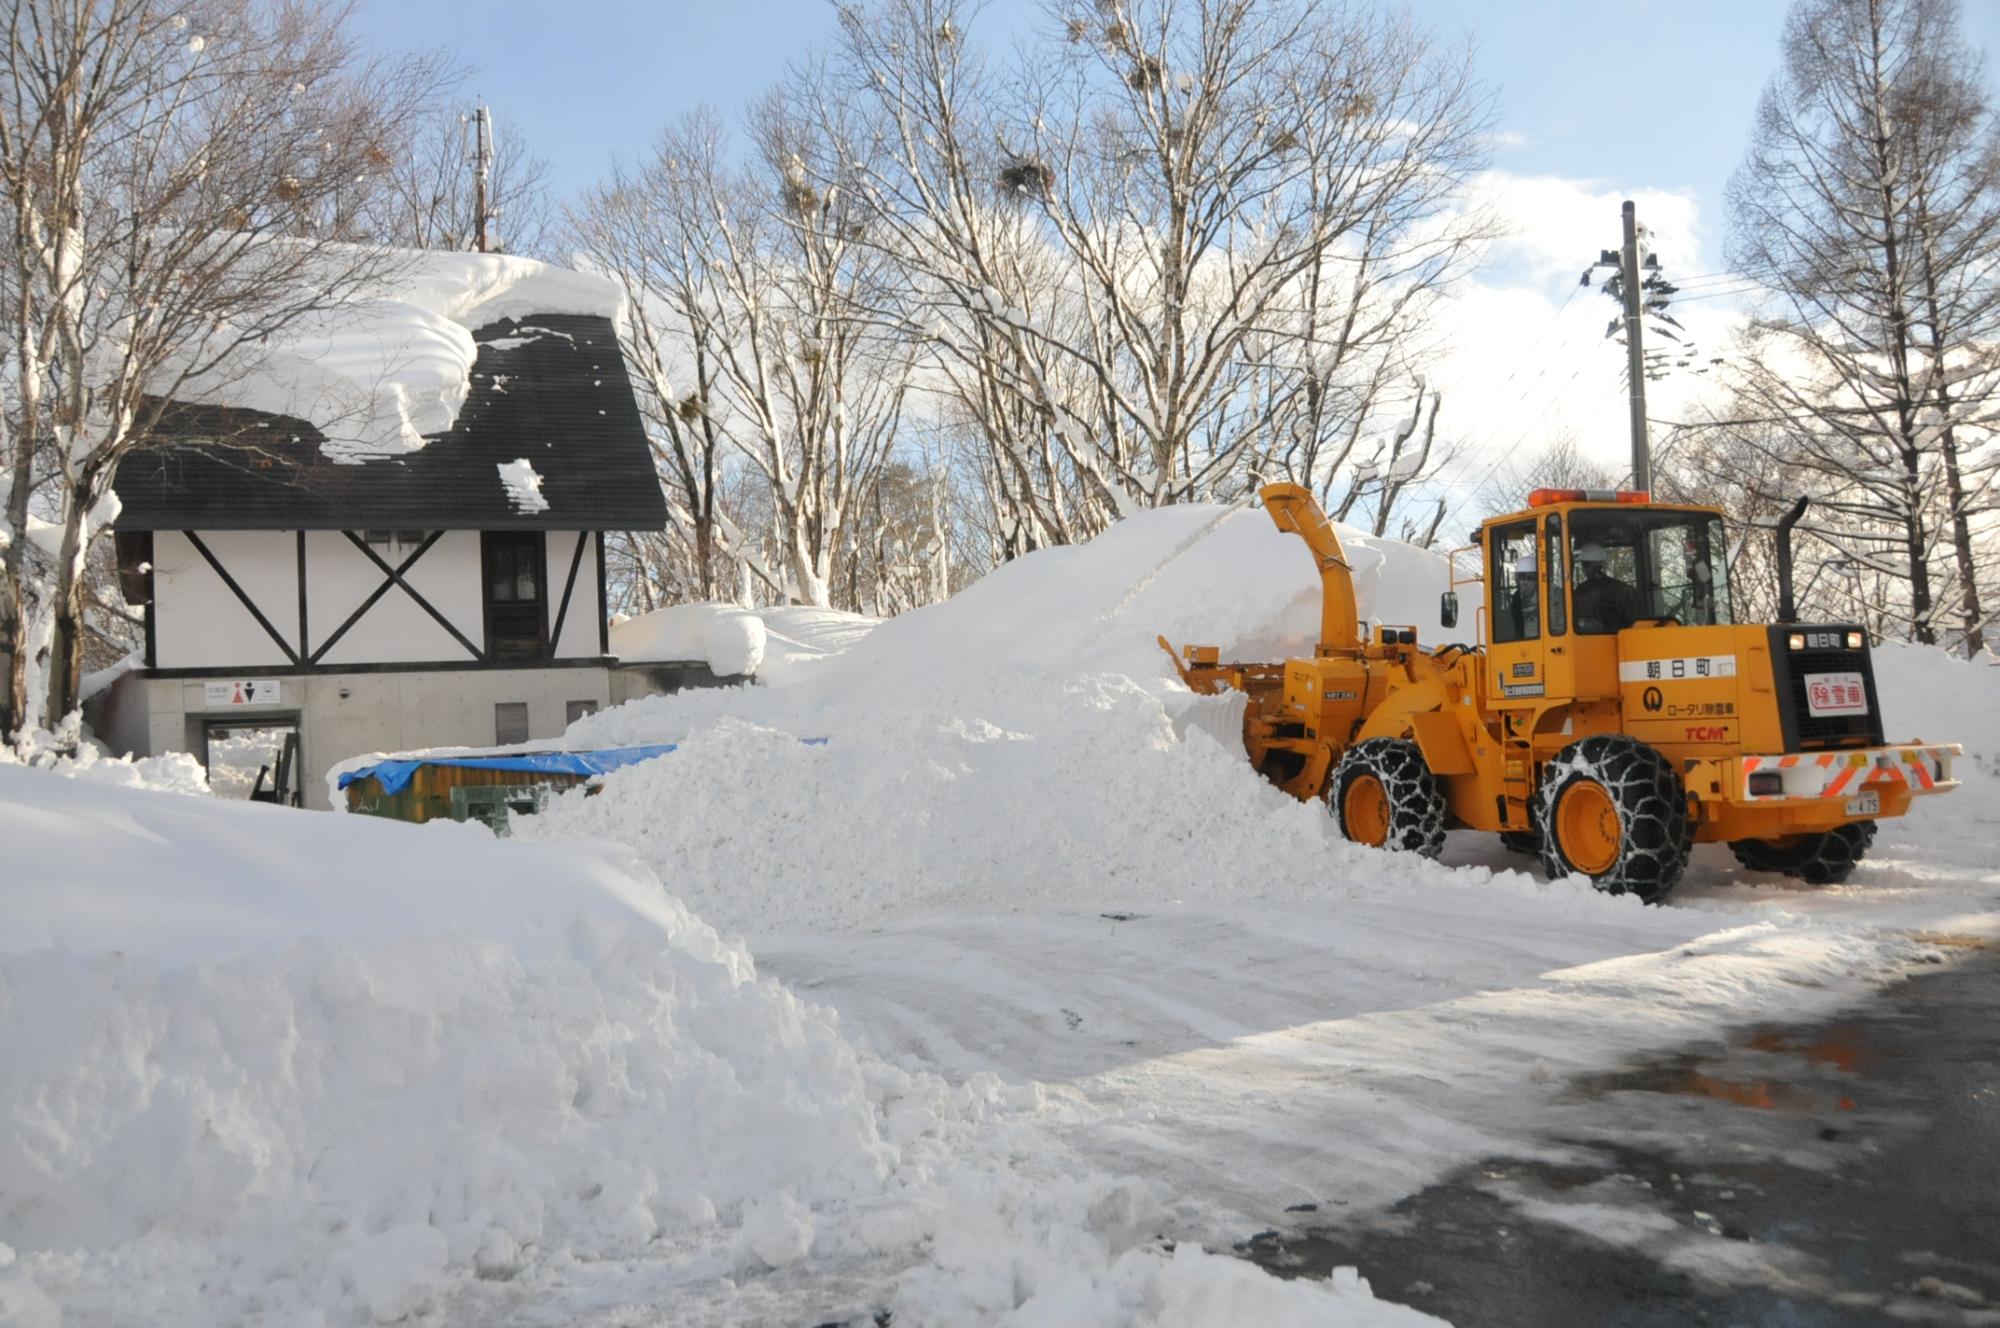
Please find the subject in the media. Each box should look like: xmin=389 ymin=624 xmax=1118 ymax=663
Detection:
xmin=108 ymin=665 xmax=613 ymax=811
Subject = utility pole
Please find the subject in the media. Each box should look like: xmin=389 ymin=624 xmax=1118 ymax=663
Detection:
xmin=472 ymin=104 xmax=493 ymax=253
xmin=1586 ymin=201 xmax=1687 ymax=491
xmin=1619 ymin=200 xmax=1650 ymax=492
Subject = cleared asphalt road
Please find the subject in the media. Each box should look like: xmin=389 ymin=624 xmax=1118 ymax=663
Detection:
xmin=1247 ymin=945 xmax=2000 ymax=1326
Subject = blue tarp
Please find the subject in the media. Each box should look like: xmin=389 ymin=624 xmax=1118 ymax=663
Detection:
xmin=338 ymin=744 xmax=682 ymax=797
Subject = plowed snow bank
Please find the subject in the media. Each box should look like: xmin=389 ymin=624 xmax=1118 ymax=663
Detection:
xmin=534 ymin=505 xmax=1527 ymax=935
xmin=0 ymin=765 xmax=1431 ymax=1327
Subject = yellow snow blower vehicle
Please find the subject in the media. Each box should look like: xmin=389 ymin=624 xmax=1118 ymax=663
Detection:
xmin=1162 ymin=484 xmax=1959 ymax=901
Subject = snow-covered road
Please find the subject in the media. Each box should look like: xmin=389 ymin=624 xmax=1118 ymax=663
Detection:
xmin=754 ymin=808 xmax=2000 ymax=1253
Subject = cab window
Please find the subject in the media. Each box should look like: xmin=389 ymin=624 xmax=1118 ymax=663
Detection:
xmin=1545 ymin=513 xmax=1567 ymax=636
xmin=1569 ymin=510 xmax=1734 ymax=633
xmin=1491 ymin=521 xmax=1539 ymax=643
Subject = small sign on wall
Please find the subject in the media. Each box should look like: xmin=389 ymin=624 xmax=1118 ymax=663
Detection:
xmin=203 ymin=679 xmax=282 ymax=707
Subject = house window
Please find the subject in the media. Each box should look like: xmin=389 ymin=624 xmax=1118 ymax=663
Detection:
xmin=481 ymin=531 xmax=548 ymax=661
xmin=114 ymin=530 xmax=153 ymax=607
xmin=364 ymin=530 xmax=429 ymax=551
xmin=494 ymin=702 xmax=530 ymax=746
xmin=565 ymin=699 xmax=598 ymax=725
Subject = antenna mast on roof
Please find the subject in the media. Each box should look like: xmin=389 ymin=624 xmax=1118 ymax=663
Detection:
xmin=472 ymin=104 xmax=494 ymax=253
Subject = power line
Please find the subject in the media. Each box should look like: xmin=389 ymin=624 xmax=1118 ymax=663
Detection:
xmin=1668 ymin=284 xmax=1761 ymax=303
xmin=1440 ymin=359 xmax=1600 ymax=496
xmin=1666 ymin=270 xmax=1752 ymax=288
xmin=1421 ymin=279 xmax=1591 ymax=494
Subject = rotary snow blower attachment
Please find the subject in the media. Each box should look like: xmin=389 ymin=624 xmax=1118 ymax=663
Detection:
xmin=1161 ymin=483 xmax=1960 ymax=902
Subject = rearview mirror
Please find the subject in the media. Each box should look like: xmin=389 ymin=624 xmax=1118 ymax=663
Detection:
xmin=1440 ymin=590 xmax=1459 ymax=630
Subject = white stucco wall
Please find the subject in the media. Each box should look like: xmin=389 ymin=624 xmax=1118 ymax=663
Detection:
xmin=307 ymin=531 xmax=485 ymax=666
xmin=149 ymin=528 xmax=606 ymax=669
xmin=544 ymin=531 xmax=603 ymax=658
xmin=154 ymin=530 xmax=301 ymax=669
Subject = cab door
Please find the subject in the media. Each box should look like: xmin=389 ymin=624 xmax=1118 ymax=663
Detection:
xmin=1487 ymin=518 xmax=1546 ymax=708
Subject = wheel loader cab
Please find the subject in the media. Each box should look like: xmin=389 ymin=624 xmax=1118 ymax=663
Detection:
xmin=1480 ymin=490 xmax=1734 ymax=717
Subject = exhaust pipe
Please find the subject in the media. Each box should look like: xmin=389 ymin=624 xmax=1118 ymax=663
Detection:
xmin=1776 ymin=495 xmax=1810 ymax=623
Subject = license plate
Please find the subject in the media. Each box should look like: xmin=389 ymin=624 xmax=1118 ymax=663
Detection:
xmin=1845 ymin=791 xmax=1880 ymax=817
xmin=1805 ymin=671 xmax=1868 ymax=717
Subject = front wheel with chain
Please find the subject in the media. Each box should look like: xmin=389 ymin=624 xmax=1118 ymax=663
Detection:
xmin=1330 ymin=738 xmax=1447 ymax=857
xmin=1535 ymin=735 xmax=1691 ymax=902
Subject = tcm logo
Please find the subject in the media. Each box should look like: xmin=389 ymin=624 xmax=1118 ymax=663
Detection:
xmin=1684 ymin=725 xmax=1731 ymax=742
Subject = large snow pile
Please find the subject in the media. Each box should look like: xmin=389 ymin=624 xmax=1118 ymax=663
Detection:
xmin=162 ymin=249 xmax=623 ymax=463
xmin=537 ymin=505 xmax=1464 ymax=934
xmin=0 ymin=762 xmax=1431 ymax=1327
xmin=1870 ymin=640 xmax=2000 ymax=759
xmin=610 ymin=603 xmax=882 ymax=683
xmin=613 ymin=602 xmax=769 ymax=676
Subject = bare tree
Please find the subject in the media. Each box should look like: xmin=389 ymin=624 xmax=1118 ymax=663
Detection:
xmin=1477 ymin=428 xmax=1622 ymax=514
xmin=0 ymin=0 xmax=440 ymax=743
xmin=573 ymin=92 xmax=914 ymax=610
xmin=822 ymin=0 xmax=1492 ymax=552
xmin=364 ymin=103 xmax=557 ymax=257
xmin=1327 ymin=376 xmax=1459 ymax=543
xmin=1725 ymin=0 xmax=2000 ymax=650
xmin=571 ymin=113 xmax=739 ymax=602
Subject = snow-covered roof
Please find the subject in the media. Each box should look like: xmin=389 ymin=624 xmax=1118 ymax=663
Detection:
xmin=111 ymin=250 xmax=665 ymax=532
xmin=173 ymin=249 xmax=627 ymax=464
xmin=113 ymin=319 xmax=666 ymax=534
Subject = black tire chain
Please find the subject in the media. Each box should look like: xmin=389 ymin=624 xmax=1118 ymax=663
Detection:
xmin=1535 ymin=734 xmax=1692 ymax=902
xmin=1729 ymin=820 xmax=1878 ymax=885
xmin=1329 ymin=737 xmax=1448 ymax=857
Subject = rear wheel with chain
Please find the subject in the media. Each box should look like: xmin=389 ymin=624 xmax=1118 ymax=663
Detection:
xmin=1729 ymin=821 xmax=1878 ymax=885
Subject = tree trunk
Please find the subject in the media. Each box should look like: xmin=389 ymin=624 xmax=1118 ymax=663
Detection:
xmin=1937 ymin=433 xmax=1983 ymax=655
xmin=46 ymin=506 xmax=91 ymax=729
xmin=1917 ymin=246 xmax=1985 ymax=657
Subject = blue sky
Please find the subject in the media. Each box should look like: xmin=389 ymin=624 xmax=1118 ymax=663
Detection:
xmin=350 ymin=1 xmax=2000 ymax=481
xmin=352 ymin=0 xmax=1995 ymax=270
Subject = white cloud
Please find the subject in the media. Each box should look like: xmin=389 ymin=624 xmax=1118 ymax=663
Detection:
xmin=1413 ymin=171 xmax=1745 ymax=503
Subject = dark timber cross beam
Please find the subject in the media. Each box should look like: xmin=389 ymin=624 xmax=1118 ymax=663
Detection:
xmin=183 ymin=531 xmax=301 ymax=665
xmin=308 ymin=531 xmax=484 ymax=665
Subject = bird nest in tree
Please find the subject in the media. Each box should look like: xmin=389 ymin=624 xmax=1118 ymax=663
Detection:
xmin=998 ymin=157 xmax=1054 ymax=199
xmin=1127 ymin=54 xmax=1164 ymax=91
xmin=781 ymin=180 xmax=820 ymax=217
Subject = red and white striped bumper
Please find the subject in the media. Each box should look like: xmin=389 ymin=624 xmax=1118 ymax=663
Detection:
xmin=1738 ymin=744 xmax=1961 ymax=802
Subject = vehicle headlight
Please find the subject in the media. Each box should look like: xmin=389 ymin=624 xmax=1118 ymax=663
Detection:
xmin=1787 ymin=632 xmax=1806 ymax=650
xmin=1846 ymin=630 xmax=1865 ymax=649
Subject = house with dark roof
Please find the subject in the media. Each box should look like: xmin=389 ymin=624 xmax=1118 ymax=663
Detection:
xmin=92 ymin=279 xmax=670 ymax=809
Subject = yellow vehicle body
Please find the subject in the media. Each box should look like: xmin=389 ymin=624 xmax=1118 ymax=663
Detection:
xmin=1164 ymin=483 xmax=1960 ymax=899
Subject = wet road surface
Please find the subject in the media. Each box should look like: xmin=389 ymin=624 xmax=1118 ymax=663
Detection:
xmin=1244 ymin=945 xmax=2000 ymax=1326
